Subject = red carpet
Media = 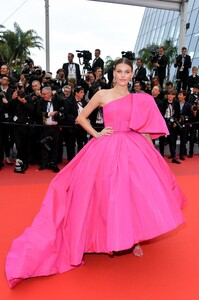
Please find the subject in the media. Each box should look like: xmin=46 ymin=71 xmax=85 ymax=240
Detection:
xmin=0 ymin=156 xmax=199 ymax=300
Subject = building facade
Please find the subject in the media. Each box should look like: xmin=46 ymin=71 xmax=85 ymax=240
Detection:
xmin=134 ymin=0 xmax=199 ymax=79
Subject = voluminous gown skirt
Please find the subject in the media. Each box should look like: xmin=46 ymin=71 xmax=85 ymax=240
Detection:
xmin=5 ymin=93 xmax=187 ymax=288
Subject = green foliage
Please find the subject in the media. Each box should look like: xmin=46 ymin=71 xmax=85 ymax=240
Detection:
xmin=0 ymin=22 xmax=43 ymax=69
xmin=104 ymin=56 xmax=120 ymax=74
xmin=138 ymin=39 xmax=178 ymax=81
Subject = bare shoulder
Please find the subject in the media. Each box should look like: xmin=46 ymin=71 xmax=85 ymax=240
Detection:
xmin=90 ymin=89 xmax=113 ymax=107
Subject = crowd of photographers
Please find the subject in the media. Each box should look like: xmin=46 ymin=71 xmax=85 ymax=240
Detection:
xmin=0 ymin=47 xmax=199 ymax=173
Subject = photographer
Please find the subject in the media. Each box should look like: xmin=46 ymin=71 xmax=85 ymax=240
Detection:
xmin=36 ymin=86 xmax=63 ymax=172
xmin=80 ymin=71 xmax=95 ymax=100
xmin=0 ymin=75 xmax=14 ymax=167
xmin=26 ymin=80 xmax=43 ymax=164
xmin=152 ymin=46 xmax=167 ymax=88
xmin=188 ymin=83 xmax=199 ymax=105
xmin=62 ymin=86 xmax=88 ymax=162
xmin=55 ymin=68 xmax=67 ymax=93
xmin=62 ymin=53 xmax=81 ymax=85
xmin=0 ymin=84 xmax=11 ymax=170
xmin=163 ymin=90 xmax=181 ymax=164
xmin=133 ymin=58 xmax=148 ymax=90
xmin=9 ymin=84 xmax=33 ymax=173
xmin=92 ymin=49 xmax=104 ymax=74
xmin=188 ymin=101 xmax=199 ymax=158
xmin=177 ymin=90 xmax=191 ymax=160
xmin=174 ymin=47 xmax=192 ymax=91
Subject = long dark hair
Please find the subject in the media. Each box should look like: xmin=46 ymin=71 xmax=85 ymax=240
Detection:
xmin=113 ymin=58 xmax=133 ymax=71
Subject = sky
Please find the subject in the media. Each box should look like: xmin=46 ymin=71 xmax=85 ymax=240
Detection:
xmin=1 ymin=0 xmax=145 ymax=76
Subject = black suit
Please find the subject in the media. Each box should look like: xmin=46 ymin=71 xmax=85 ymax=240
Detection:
xmin=179 ymin=101 xmax=192 ymax=157
xmin=62 ymin=97 xmax=87 ymax=161
xmin=62 ymin=62 xmax=81 ymax=84
xmin=162 ymin=99 xmax=180 ymax=158
xmin=36 ymin=94 xmax=63 ymax=166
xmin=92 ymin=57 xmax=104 ymax=73
xmin=153 ymin=97 xmax=165 ymax=156
xmin=187 ymin=75 xmax=199 ymax=91
xmin=134 ymin=66 xmax=148 ymax=87
xmin=155 ymin=55 xmax=167 ymax=88
xmin=174 ymin=54 xmax=192 ymax=91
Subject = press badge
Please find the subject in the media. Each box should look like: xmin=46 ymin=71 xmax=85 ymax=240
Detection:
xmin=4 ymin=113 xmax=9 ymax=119
xmin=13 ymin=116 xmax=18 ymax=122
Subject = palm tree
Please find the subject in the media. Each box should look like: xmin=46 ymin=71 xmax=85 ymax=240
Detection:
xmin=162 ymin=39 xmax=177 ymax=81
xmin=138 ymin=39 xmax=178 ymax=81
xmin=0 ymin=22 xmax=43 ymax=68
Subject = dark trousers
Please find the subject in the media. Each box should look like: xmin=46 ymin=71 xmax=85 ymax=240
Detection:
xmin=0 ymin=125 xmax=3 ymax=163
xmin=167 ymin=125 xmax=178 ymax=158
xmin=62 ymin=125 xmax=87 ymax=162
xmin=13 ymin=124 xmax=30 ymax=163
xmin=40 ymin=126 xmax=60 ymax=165
xmin=179 ymin=127 xmax=188 ymax=157
xmin=189 ymin=126 xmax=198 ymax=155
xmin=29 ymin=126 xmax=41 ymax=164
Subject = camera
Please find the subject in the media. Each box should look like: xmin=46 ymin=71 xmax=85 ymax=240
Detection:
xmin=53 ymin=111 xmax=61 ymax=122
xmin=191 ymin=103 xmax=199 ymax=112
xmin=16 ymin=83 xmax=25 ymax=98
xmin=167 ymin=116 xmax=182 ymax=129
xmin=85 ymin=75 xmax=90 ymax=81
xmin=180 ymin=115 xmax=189 ymax=126
xmin=121 ymin=51 xmax=135 ymax=61
xmin=150 ymin=49 xmax=159 ymax=64
xmin=33 ymin=66 xmax=42 ymax=76
xmin=76 ymin=50 xmax=92 ymax=61
xmin=76 ymin=50 xmax=92 ymax=70
xmin=59 ymin=74 xmax=65 ymax=80
xmin=40 ymin=136 xmax=53 ymax=151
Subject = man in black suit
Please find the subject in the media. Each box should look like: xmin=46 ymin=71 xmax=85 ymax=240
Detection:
xmin=36 ymin=87 xmax=63 ymax=172
xmin=162 ymin=90 xmax=181 ymax=164
xmin=62 ymin=53 xmax=81 ymax=85
xmin=187 ymin=66 xmax=199 ymax=91
xmin=62 ymin=86 xmax=87 ymax=162
xmin=153 ymin=46 xmax=167 ymax=88
xmin=174 ymin=47 xmax=192 ymax=91
xmin=92 ymin=49 xmax=104 ymax=74
xmin=177 ymin=90 xmax=191 ymax=160
xmin=133 ymin=58 xmax=148 ymax=89
xmin=151 ymin=85 xmax=165 ymax=156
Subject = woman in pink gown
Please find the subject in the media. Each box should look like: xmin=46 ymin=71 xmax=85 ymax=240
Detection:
xmin=5 ymin=58 xmax=187 ymax=288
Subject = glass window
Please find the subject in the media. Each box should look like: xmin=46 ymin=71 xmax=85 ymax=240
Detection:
xmin=169 ymin=19 xmax=178 ymax=39
xmin=191 ymin=58 xmax=199 ymax=68
xmin=174 ymin=18 xmax=180 ymax=40
xmin=194 ymin=39 xmax=199 ymax=58
xmin=173 ymin=11 xmax=178 ymax=19
xmin=162 ymin=22 xmax=171 ymax=41
xmin=158 ymin=25 xmax=166 ymax=44
xmin=193 ymin=11 xmax=199 ymax=34
xmin=188 ymin=34 xmax=199 ymax=57
xmin=188 ymin=9 xmax=198 ymax=33
xmin=193 ymin=0 xmax=199 ymax=9
xmin=154 ymin=27 xmax=161 ymax=44
xmin=188 ymin=0 xmax=194 ymax=12
xmin=167 ymin=11 xmax=174 ymax=22
xmin=158 ymin=10 xmax=165 ymax=27
xmin=163 ymin=10 xmax=169 ymax=24
xmin=186 ymin=35 xmax=192 ymax=50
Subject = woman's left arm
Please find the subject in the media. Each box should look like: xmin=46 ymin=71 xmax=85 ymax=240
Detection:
xmin=141 ymin=133 xmax=153 ymax=145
